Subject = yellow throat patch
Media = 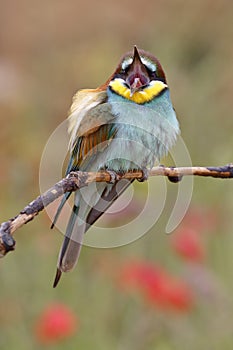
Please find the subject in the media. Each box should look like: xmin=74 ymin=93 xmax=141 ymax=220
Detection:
xmin=109 ymin=78 xmax=167 ymax=104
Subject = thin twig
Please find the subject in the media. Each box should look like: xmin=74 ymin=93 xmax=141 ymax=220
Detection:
xmin=0 ymin=164 xmax=232 ymax=257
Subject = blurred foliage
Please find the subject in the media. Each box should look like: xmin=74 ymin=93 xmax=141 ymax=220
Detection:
xmin=0 ymin=0 xmax=233 ymax=349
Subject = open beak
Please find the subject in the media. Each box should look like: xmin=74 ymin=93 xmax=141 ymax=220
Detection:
xmin=126 ymin=46 xmax=150 ymax=96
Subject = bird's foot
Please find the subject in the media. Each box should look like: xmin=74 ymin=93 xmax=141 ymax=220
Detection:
xmin=137 ymin=167 xmax=149 ymax=182
xmin=105 ymin=170 xmax=120 ymax=184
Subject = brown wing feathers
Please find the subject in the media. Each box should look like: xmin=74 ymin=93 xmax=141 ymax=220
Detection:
xmin=73 ymin=123 xmax=115 ymax=167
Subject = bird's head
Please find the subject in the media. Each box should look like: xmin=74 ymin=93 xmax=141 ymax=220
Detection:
xmin=106 ymin=46 xmax=168 ymax=104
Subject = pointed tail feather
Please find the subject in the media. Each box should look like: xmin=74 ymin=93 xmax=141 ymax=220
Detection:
xmin=53 ymin=179 xmax=134 ymax=287
xmin=53 ymin=268 xmax=62 ymax=288
xmin=53 ymin=205 xmax=84 ymax=287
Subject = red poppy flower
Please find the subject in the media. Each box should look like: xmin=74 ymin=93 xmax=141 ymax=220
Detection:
xmin=35 ymin=303 xmax=77 ymax=344
xmin=118 ymin=261 xmax=193 ymax=312
xmin=171 ymin=227 xmax=205 ymax=262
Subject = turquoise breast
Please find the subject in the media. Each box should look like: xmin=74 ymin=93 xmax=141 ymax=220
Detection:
xmin=100 ymin=88 xmax=179 ymax=172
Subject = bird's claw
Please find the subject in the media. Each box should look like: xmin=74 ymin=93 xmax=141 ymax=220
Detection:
xmin=105 ymin=170 xmax=119 ymax=184
xmin=137 ymin=167 xmax=149 ymax=182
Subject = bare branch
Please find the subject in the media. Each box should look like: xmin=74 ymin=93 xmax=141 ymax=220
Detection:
xmin=0 ymin=164 xmax=233 ymax=257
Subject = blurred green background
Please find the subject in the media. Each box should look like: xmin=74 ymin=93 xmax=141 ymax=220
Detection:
xmin=1 ymin=0 xmax=233 ymax=349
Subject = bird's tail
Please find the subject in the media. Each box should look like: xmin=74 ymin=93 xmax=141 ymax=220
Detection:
xmin=53 ymin=179 xmax=133 ymax=287
xmin=53 ymin=204 xmax=84 ymax=287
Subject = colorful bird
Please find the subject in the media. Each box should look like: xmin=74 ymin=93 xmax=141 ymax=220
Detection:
xmin=52 ymin=46 xmax=180 ymax=287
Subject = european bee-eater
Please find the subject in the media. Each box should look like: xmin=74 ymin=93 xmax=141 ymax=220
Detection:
xmin=52 ymin=46 xmax=179 ymax=287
